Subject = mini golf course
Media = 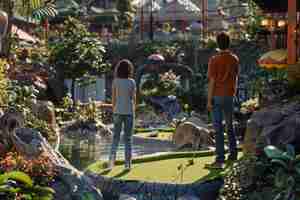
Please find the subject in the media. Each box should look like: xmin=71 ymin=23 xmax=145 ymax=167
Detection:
xmin=86 ymin=151 xmax=242 ymax=184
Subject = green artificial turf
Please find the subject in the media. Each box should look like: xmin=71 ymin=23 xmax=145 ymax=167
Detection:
xmin=136 ymin=131 xmax=173 ymax=141
xmin=86 ymin=152 xmax=242 ymax=184
xmin=134 ymin=127 xmax=175 ymax=133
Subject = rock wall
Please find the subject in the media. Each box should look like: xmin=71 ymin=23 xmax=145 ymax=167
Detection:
xmin=0 ymin=111 xmax=104 ymax=200
xmin=243 ymin=102 xmax=300 ymax=154
xmin=88 ymin=172 xmax=223 ymax=200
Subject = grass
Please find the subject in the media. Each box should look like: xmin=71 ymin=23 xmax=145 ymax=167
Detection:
xmin=86 ymin=152 xmax=243 ymax=184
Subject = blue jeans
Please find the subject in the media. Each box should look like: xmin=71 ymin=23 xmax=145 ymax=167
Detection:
xmin=109 ymin=114 xmax=134 ymax=167
xmin=212 ymin=96 xmax=237 ymax=163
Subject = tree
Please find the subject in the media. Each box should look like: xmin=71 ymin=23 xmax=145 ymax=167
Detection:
xmin=116 ymin=0 xmax=134 ymax=29
xmin=50 ymin=17 xmax=110 ymax=100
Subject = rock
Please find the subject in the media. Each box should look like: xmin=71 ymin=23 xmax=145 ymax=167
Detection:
xmin=172 ymin=119 xmax=214 ymax=150
xmin=177 ymin=195 xmax=200 ymax=200
xmin=30 ymin=100 xmax=57 ymax=130
xmin=88 ymin=172 xmax=223 ymax=200
xmin=243 ymin=102 xmax=300 ymax=154
xmin=29 ymin=100 xmax=60 ymax=150
xmin=0 ymin=110 xmax=24 ymax=150
xmin=119 ymin=194 xmax=137 ymax=200
xmin=61 ymin=119 xmax=112 ymax=140
xmin=0 ymin=110 xmax=103 ymax=200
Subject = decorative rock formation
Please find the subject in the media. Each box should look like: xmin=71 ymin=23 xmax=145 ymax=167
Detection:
xmin=243 ymin=101 xmax=300 ymax=154
xmin=61 ymin=119 xmax=112 ymax=140
xmin=30 ymin=100 xmax=60 ymax=150
xmin=172 ymin=116 xmax=215 ymax=150
xmin=30 ymin=100 xmax=57 ymax=130
xmin=88 ymin=172 xmax=223 ymax=200
xmin=0 ymin=110 xmax=103 ymax=200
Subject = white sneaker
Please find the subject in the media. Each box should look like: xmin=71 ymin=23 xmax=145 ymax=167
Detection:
xmin=124 ymin=163 xmax=131 ymax=171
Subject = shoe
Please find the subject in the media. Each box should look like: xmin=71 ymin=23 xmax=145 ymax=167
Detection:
xmin=125 ymin=163 xmax=131 ymax=171
xmin=204 ymin=161 xmax=224 ymax=169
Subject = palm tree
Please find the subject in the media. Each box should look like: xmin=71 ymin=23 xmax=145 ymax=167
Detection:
xmin=116 ymin=0 xmax=135 ymax=30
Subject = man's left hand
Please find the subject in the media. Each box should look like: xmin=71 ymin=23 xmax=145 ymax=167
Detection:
xmin=207 ymin=101 xmax=213 ymax=111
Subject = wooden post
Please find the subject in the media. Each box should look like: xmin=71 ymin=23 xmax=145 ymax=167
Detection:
xmin=201 ymin=0 xmax=208 ymax=40
xmin=140 ymin=0 xmax=144 ymax=40
xmin=288 ymin=0 xmax=297 ymax=64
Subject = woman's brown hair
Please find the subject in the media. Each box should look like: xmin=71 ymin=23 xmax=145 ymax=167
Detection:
xmin=115 ymin=59 xmax=134 ymax=78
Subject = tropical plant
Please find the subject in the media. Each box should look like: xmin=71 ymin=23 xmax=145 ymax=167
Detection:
xmin=116 ymin=0 xmax=134 ymax=30
xmin=246 ymin=0 xmax=264 ymax=39
xmin=13 ymin=0 xmax=57 ymax=21
xmin=6 ymin=81 xmax=56 ymax=142
xmin=219 ymin=145 xmax=300 ymax=200
xmin=141 ymin=70 xmax=180 ymax=97
xmin=0 ymin=170 xmax=55 ymax=199
xmin=264 ymin=145 xmax=300 ymax=200
xmin=0 ymin=59 xmax=8 ymax=106
xmin=240 ymin=97 xmax=259 ymax=113
xmin=50 ymin=17 xmax=110 ymax=99
xmin=0 ymin=151 xmax=58 ymax=186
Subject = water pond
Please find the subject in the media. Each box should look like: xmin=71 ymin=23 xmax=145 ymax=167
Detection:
xmin=59 ymin=132 xmax=175 ymax=170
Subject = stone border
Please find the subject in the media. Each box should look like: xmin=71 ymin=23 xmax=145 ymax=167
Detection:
xmin=88 ymin=173 xmax=223 ymax=200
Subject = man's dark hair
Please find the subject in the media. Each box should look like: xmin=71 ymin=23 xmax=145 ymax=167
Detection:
xmin=217 ymin=32 xmax=230 ymax=50
xmin=116 ymin=59 xmax=134 ymax=78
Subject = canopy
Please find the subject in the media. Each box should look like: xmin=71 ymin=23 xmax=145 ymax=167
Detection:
xmin=135 ymin=0 xmax=200 ymax=21
xmin=252 ymin=0 xmax=300 ymax=12
xmin=51 ymin=0 xmax=80 ymax=21
xmin=257 ymin=49 xmax=288 ymax=69
xmin=88 ymin=7 xmax=119 ymax=24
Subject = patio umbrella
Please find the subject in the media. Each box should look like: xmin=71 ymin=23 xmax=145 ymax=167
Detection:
xmin=257 ymin=49 xmax=288 ymax=69
xmin=146 ymin=54 xmax=165 ymax=65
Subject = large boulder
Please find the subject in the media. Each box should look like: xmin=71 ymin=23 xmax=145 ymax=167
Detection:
xmin=243 ymin=101 xmax=300 ymax=154
xmin=30 ymin=100 xmax=57 ymax=130
xmin=61 ymin=119 xmax=112 ymax=140
xmin=0 ymin=110 xmax=103 ymax=200
xmin=29 ymin=100 xmax=60 ymax=150
xmin=172 ymin=115 xmax=214 ymax=150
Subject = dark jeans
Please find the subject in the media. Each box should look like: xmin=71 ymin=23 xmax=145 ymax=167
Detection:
xmin=212 ymin=96 xmax=237 ymax=163
xmin=109 ymin=114 xmax=134 ymax=167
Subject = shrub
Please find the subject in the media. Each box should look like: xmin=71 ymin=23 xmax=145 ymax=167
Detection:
xmin=0 ymin=151 xmax=58 ymax=186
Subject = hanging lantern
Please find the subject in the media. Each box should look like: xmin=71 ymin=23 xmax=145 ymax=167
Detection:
xmin=261 ymin=18 xmax=270 ymax=27
xmin=277 ymin=20 xmax=286 ymax=28
xmin=0 ymin=10 xmax=8 ymax=52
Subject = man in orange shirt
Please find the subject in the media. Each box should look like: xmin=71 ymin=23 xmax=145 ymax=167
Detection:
xmin=205 ymin=32 xmax=239 ymax=169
